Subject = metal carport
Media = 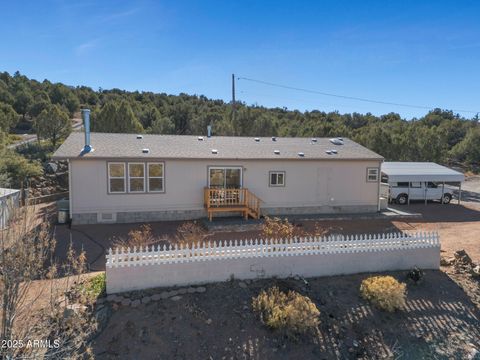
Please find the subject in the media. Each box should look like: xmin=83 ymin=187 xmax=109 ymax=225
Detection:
xmin=381 ymin=162 xmax=465 ymax=205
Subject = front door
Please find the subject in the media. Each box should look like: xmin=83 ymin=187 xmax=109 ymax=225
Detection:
xmin=208 ymin=167 xmax=242 ymax=189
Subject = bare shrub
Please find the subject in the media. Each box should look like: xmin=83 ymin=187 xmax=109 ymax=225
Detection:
xmin=252 ymin=286 xmax=320 ymax=339
xmin=113 ymin=224 xmax=160 ymax=248
xmin=175 ymin=221 xmax=208 ymax=247
xmin=262 ymin=217 xmax=296 ymax=239
xmin=261 ymin=217 xmax=327 ymax=240
xmin=0 ymin=205 xmax=95 ymax=359
xmin=360 ymin=275 xmax=407 ymax=312
xmin=311 ymin=222 xmax=328 ymax=237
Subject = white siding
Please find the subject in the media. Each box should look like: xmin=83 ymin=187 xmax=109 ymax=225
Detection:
xmin=70 ymin=159 xmax=381 ymax=214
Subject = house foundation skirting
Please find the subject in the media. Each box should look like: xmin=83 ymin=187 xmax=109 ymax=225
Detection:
xmin=262 ymin=204 xmax=378 ymax=216
xmin=72 ymin=204 xmax=378 ymax=224
xmin=72 ymin=209 xmax=207 ymax=224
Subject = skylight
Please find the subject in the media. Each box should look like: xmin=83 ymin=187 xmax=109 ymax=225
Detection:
xmin=330 ymin=138 xmax=344 ymax=145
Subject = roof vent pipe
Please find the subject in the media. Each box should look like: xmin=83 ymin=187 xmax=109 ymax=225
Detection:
xmin=207 ymin=125 xmax=212 ymax=138
xmin=81 ymin=109 xmax=93 ymax=153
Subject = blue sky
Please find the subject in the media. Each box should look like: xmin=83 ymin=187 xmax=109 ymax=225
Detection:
xmin=1 ymin=0 xmax=479 ymax=119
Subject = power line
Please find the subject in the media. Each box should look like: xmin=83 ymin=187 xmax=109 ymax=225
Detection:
xmin=237 ymin=76 xmax=479 ymax=114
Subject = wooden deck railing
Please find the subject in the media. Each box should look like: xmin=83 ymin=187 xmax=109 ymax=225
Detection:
xmin=204 ymin=187 xmax=261 ymax=220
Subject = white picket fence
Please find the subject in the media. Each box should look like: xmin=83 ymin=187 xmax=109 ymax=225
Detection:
xmin=106 ymin=231 xmax=440 ymax=293
xmin=106 ymin=232 xmax=439 ymax=268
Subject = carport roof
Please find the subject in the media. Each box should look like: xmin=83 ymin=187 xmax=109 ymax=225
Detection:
xmin=381 ymin=162 xmax=464 ymax=183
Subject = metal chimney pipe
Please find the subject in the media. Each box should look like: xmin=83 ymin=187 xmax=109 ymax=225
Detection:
xmin=82 ymin=109 xmax=92 ymax=153
xmin=207 ymin=125 xmax=212 ymax=138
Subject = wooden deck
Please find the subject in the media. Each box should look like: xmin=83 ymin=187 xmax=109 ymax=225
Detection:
xmin=204 ymin=188 xmax=261 ymax=221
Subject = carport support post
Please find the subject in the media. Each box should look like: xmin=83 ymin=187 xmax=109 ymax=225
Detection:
xmin=458 ymin=182 xmax=461 ymax=205
xmin=424 ymin=182 xmax=427 ymax=205
xmin=441 ymin=182 xmax=445 ymax=205
xmin=408 ymin=182 xmax=410 ymax=205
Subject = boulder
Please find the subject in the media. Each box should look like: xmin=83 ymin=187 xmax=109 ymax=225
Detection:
xmin=472 ymin=265 xmax=480 ymax=278
xmin=454 ymin=250 xmax=472 ymax=265
xmin=440 ymin=257 xmax=453 ymax=266
xmin=45 ymin=162 xmax=58 ymax=174
xmin=95 ymin=306 xmax=111 ymax=332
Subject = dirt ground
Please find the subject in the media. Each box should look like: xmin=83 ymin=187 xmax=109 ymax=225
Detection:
xmin=54 ymin=200 xmax=480 ymax=271
xmin=46 ymin=178 xmax=480 ymax=358
xmin=92 ymin=271 xmax=480 ymax=360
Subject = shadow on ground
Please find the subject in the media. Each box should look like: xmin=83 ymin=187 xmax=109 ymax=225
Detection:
xmin=389 ymin=202 xmax=480 ymax=223
xmin=91 ymin=270 xmax=480 ymax=359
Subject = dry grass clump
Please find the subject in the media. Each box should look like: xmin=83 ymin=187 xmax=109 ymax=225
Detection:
xmin=360 ymin=276 xmax=407 ymax=312
xmin=175 ymin=221 xmax=208 ymax=246
xmin=252 ymin=286 xmax=320 ymax=338
xmin=113 ymin=224 xmax=161 ymax=248
xmin=262 ymin=217 xmax=296 ymax=239
xmin=262 ymin=217 xmax=328 ymax=240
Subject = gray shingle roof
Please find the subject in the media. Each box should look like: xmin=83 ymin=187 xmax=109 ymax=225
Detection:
xmin=52 ymin=132 xmax=383 ymax=161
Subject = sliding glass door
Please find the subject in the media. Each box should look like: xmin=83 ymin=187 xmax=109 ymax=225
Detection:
xmin=209 ymin=167 xmax=242 ymax=189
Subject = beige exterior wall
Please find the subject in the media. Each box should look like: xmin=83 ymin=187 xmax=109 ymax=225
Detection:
xmin=69 ymin=158 xmax=381 ymax=220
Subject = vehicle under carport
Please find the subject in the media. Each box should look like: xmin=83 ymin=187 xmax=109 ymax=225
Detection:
xmin=381 ymin=162 xmax=465 ymax=205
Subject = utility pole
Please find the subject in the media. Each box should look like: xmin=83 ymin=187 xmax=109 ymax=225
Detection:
xmin=232 ymin=74 xmax=236 ymax=128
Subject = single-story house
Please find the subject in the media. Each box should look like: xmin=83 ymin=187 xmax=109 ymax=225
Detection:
xmin=52 ymin=111 xmax=384 ymax=224
xmin=0 ymin=188 xmax=21 ymax=229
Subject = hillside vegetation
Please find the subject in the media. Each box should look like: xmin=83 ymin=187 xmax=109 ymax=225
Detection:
xmin=0 ymin=70 xmax=479 ymax=188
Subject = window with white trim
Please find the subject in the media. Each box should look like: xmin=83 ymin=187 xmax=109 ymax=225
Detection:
xmin=367 ymin=168 xmax=379 ymax=182
xmin=128 ymin=163 xmax=145 ymax=192
xmin=208 ymin=167 xmax=242 ymax=188
xmin=269 ymin=171 xmax=285 ymax=187
xmin=147 ymin=162 xmax=164 ymax=192
xmin=108 ymin=163 xmax=126 ymax=193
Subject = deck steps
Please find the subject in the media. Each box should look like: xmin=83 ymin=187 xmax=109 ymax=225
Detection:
xmin=204 ymin=188 xmax=262 ymax=221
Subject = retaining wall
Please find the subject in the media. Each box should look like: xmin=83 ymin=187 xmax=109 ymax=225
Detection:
xmin=106 ymin=232 xmax=440 ymax=294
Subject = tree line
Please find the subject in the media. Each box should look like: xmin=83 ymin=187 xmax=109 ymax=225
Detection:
xmin=0 ymin=70 xmax=479 ymax=188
